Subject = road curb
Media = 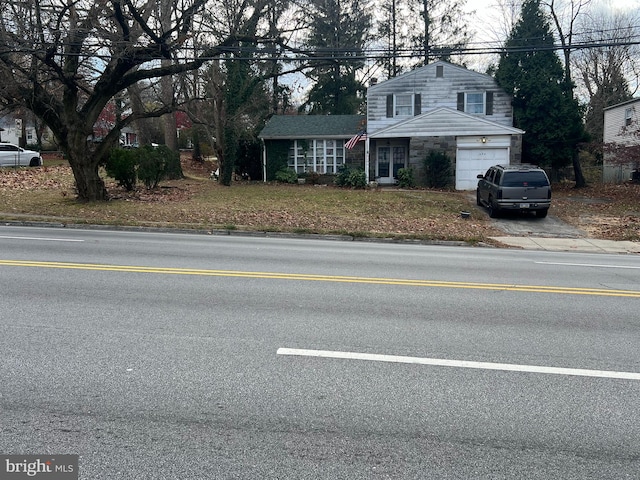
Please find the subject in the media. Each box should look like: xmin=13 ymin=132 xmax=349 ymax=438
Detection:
xmin=1 ymin=219 xmax=486 ymax=249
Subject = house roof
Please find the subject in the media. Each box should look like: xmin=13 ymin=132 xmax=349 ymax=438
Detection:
xmin=259 ymin=115 xmax=366 ymax=140
xmin=368 ymin=107 xmax=525 ymax=138
xmin=604 ymin=97 xmax=640 ymax=111
xmin=368 ymin=60 xmax=492 ymax=92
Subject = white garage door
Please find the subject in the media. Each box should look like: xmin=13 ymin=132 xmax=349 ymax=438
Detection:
xmin=455 ymin=148 xmax=509 ymax=190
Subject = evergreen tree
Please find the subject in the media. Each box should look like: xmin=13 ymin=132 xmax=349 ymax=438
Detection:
xmin=205 ymin=46 xmax=271 ymax=186
xmin=302 ymin=0 xmax=372 ymax=114
xmin=495 ymin=0 xmax=584 ymax=175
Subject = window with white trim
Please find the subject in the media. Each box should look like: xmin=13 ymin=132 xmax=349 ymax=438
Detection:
xmin=466 ymin=93 xmax=485 ymax=114
xmin=625 ymin=107 xmax=633 ymax=126
xmin=395 ymin=94 xmax=413 ymax=116
xmin=386 ymin=94 xmax=421 ymax=117
xmin=288 ymin=139 xmax=345 ymax=174
xmin=458 ymin=92 xmax=493 ymax=115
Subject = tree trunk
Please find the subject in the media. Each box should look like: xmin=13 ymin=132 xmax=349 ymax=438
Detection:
xmin=423 ymin=0 xmax=430 ymax=64
xmin=572 ymin=147 xmax=587 ymax=188
xmin=221 ymin=125 xmax=235 ymax=186
xmin=128 ymin=83 xmax=151 ymax=146
xmin=66 ymin=143 xmax=109 ymax=201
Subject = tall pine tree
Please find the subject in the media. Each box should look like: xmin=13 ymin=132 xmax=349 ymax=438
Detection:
xmin=302 ymin=0 xmax=372 ymax=114
xmin=495 ymin=0 xmax=585 ymax=177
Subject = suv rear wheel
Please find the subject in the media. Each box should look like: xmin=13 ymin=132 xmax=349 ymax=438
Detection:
xmin=488 ymin=197 xmax=499 ymax=218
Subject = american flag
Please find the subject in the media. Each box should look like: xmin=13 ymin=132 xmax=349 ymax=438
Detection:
xmin=345 ymin=130 xmax=366 ymax=150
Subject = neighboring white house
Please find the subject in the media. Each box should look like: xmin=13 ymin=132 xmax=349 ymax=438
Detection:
xmin=0 ymin=118 xmax=37 ymax=145
xmin=603 ymin=98 xmax=639 ymax=183
xmin=0 ymin=115 xmax=57 ymax=149
xmin=366 ymin=60 xmax=524 ymax=189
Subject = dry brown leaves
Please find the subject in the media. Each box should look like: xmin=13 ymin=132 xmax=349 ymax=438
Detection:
xmin=2 ymin=160 xmax=638 ymax=242
xmin=552 ymin=183 xmax=640 ymax=241
xmin=0 ymin=166 xmax=72 ymax=191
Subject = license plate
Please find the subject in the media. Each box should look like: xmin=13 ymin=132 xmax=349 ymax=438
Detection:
xmin=520 ymin=203 xmax=530 ymax=208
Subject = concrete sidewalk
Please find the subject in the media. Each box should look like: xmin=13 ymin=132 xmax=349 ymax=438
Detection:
xmin=490 ymin=236 xmax=640 ymax=254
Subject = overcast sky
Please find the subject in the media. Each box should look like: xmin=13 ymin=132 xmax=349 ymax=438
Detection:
xmin=465 ymin=0 xmax=640 ymax=72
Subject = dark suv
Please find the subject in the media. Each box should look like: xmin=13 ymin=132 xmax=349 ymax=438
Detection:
xmin=476 ymin=164 xmax=551 ymax=218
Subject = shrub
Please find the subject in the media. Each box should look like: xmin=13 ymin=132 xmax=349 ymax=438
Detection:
xmin=397 ymin=167 xmax=415 ymax=188
xmin=136 ymin=147 xmax=164 ymax=189
xmin=106 ymin=145 xmax=182 ymax=190
xmin=335 ymin=165 xmax=351 ymax=187
xmin=423 ymin=150 xmax=452 ymax=188
xmin=335 ymin=165 xmax=367 ymax=189
xmin=137 ymin=145 xmax=181 ymax=189
xmin=160 ymin=146 xmax=183 ymax=180
xmin=106 ymin=148 xmax=137 ymax=191
xmin=266 ymin=140 xmax=291 ymax=180
xmin=275 ymin=168 xmax=298 ymax=184
xmin=348 ymin=169 xmax=367 ymax=189
xmin=305 ymin=171 xmax=322 ymax=185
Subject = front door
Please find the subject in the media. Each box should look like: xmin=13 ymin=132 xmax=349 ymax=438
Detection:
xmin=376 ymin=144 xmax=407 ymax=184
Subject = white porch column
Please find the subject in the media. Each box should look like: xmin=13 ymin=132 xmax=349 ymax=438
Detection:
xmin=262 ymin=140 xmax=267 ymax=182
xmin=365 ymin=137 xmax=370 ymax=183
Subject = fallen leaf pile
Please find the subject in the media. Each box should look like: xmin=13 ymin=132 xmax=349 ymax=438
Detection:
xmin=552 ymin=183 xmax=640 ymax=241
xmin=0 ymin=166 xmax=72 ymax=191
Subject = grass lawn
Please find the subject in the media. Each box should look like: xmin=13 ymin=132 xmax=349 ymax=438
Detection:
xmin=1 ymin=155 xmax=638 ymax=242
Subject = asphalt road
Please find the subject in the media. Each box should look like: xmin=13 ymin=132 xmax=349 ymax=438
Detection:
xmin=1 ymin=226 xmax=639 ymax=479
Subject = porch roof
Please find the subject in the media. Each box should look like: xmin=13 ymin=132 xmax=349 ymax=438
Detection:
xmin=259 ymin=114 xmax=366 ymax=140
xmin=369 ymin=107 xmax=524 ymax=138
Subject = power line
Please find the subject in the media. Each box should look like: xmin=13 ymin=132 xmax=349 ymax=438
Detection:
xmin=7 ymin=36 xmax=639 ymax=63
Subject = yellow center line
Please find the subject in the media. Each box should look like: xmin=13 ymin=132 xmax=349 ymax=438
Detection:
xmin=1 ymin=259 xmax=639 ymax=297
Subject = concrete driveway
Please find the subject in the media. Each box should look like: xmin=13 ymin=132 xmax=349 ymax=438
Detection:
xmin=473 ymin=202 xmax=640 ymax=253
xmin=490 ymin=213 xmax=586 ymax=238
xmin=470 ymin=193 xmax=586 ymax=238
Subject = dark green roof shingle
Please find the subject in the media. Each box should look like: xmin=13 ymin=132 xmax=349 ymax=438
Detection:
xmin=259 ymin=115 xmax=365 ymax=139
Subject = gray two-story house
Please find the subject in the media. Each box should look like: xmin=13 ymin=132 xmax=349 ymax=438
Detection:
xmin=259 ymin=60 xmax=524 ymax=189
xmin=366 ymin=60 xmax=523 ymax=189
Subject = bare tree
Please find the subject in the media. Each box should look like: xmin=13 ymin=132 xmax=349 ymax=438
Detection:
xmin=543 ymin=0 xmax=591 ymax=187
xmin=573 ymin=6 xmax=638 ymax=169
xmin=545 ymin=0 xmax=591 ymax=83
xmin=574 ymin=8 xmax=639 ymax=122
xmin=0 ymin=0 xmax=269 ymax=201
xmin=406 ymin=0 xmax=472 ymax=65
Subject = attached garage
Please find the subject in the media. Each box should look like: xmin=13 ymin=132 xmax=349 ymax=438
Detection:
xmin=367 ymin=108 xmax=524 ymax=189
xmin=456 ymin=138 xmax=511 ymax=190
